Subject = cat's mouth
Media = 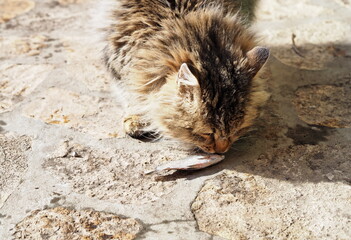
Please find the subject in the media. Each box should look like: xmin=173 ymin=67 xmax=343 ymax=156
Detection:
xmin=198 ymin=139 xmax=231 ymax=154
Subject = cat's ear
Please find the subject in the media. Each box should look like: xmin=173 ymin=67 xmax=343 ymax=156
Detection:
xmin=246 ymin=46 xmax=270 ymax=74
xmin=177 ymin=63 xmax=199 ymax=87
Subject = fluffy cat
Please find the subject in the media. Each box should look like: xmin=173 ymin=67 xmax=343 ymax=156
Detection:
xmin=102 ymin=0 xmax=269 ymax=153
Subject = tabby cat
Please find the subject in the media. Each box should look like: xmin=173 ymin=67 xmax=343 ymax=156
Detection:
xmin=102 ymin=0 xmax=269 ymax=153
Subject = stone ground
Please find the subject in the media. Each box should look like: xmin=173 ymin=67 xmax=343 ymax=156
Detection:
xmin=0 ymin=0 xmax=351 ymax=239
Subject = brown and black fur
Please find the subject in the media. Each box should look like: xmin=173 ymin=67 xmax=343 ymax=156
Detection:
xmin=102 ymin=0 xmax=269 ymax=153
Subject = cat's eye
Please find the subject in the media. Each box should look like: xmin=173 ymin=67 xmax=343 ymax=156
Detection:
xmin=199 ymin=133 xmax=213 ymax=139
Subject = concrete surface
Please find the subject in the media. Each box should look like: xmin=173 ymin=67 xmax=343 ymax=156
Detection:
xmin=0 ymin=0 xmax=351 ymax=239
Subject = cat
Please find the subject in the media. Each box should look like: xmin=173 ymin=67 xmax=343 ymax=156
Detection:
xmin=101 ymin=0 xmax=269 ymax=153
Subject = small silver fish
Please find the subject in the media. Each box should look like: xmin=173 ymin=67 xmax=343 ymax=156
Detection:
xmin=144 ymin=154 xmax=225 ymax=175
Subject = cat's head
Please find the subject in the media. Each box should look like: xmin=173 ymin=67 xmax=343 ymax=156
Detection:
xmin=154 ymin=46 xmax=269 ymax=153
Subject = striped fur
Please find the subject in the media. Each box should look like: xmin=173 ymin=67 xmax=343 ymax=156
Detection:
xmin=102 ymin=0 xmax=269 ymax=153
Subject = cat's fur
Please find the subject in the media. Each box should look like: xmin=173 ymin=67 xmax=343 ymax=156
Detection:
xmin=102 ymin=0 xmax=269 ymax=153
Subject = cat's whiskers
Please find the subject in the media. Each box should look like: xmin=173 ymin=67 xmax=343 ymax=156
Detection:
xmin=142 ymin=76 xmax=162 ymax=87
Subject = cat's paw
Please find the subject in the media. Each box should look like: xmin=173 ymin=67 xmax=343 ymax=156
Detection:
xmin=123 ymin=115 xmax=146 ymax=138
xmin=123 ymin=115 xmax=159 ymax=141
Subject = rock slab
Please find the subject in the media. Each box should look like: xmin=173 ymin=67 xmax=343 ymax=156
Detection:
xmin=192 ymin=170 xmax=351 ymax=240
xmin=0 ymin=134 xmax=31 ymax=208
xmin=13 ymin=207 xmax=143 ymax=240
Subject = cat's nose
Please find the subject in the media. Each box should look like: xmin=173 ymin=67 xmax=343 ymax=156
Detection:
xmin=214 ymin=138 xmax=230 ymax=153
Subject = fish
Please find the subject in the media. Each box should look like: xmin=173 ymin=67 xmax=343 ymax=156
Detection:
xmin=144 ymin=154 xmax=225 ymax=175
